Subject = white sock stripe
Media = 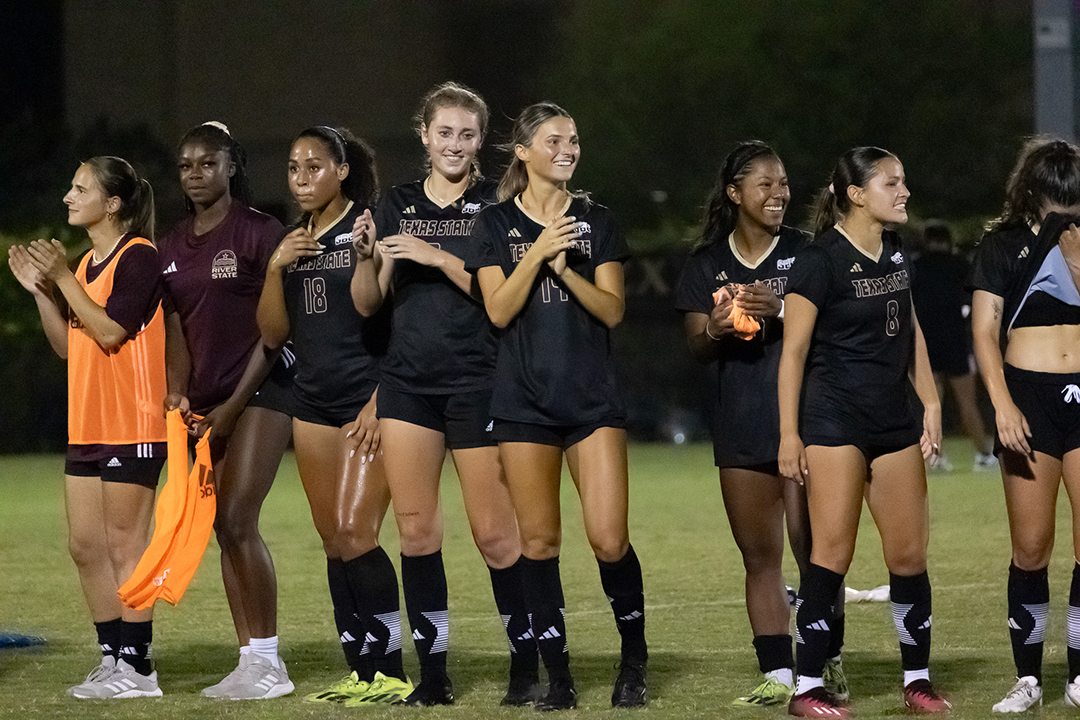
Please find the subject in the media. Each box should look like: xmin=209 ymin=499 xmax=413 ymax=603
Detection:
xmin=421 ymin=610 xmax=450 ymax=654
xmin=374 ymin=611 xmax=403 ymax=653
xmin=1068 ymin=605 xmax=1080 ymax=648
xmin=1024 ymin=602 xmax=1050 ymax=645
xmin=892 ymin=601 xmax=916 ymax=645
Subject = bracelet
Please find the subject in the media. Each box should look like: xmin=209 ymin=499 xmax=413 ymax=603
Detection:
xmin=705 ymin=321 xmax=721 ymax=341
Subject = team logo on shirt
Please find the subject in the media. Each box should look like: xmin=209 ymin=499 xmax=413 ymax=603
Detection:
xmin=334 ymin=232 xmax=352 ymax=246
xmin=462 ymin=202 xmax=481 ymax=214
xmin=891 ymin=251 xmax=904 ymax=264
xmin=211 ymin=250 xmax=238 ymax=279
xmin=163 ymin=261 xmax=178 ymax=274
xmin=576 ymin=221 xmax=592 ymax=235
xmin=777 ymin=257 xmax=794 ymax=270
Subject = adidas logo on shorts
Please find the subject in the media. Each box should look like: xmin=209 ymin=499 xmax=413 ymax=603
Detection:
xmin=107 ymin=457 xmax=122 ymax=468
xmin=508 ymin=228 xmax=523 ymax=238
xmin=485 ymin=420 xmax=494 ymax=432
xmin=850 ymin=262 xmax=863 ymax=273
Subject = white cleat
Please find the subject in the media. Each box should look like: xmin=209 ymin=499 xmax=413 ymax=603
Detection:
xmin=202 ymin=653 xmax=251 ymax=697
xmin=992 ymin=676 xmax=1041 ymax=713
xmin=1065 ymin=675 xmax=1080 ymax=708
xmin=218 ymin=654 xmax=293 ymax=700
xmin=72 ymin=658 xmax=162 ymax=699
xmin=67 ymin=656 xmax=118 ymax=696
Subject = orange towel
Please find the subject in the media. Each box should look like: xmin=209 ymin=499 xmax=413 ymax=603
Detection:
xmin=712 ymin=284 xmax=761 ymax=340
xmin=118 ymin=409 xmax=217 ymax=610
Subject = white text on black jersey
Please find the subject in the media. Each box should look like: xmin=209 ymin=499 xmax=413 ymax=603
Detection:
xmin=850 ymin=269 xmax=910 ymax=298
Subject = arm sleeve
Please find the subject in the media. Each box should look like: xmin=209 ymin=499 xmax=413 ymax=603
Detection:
xmin=107 ymin=244 xmax=163 ymax=335
xmin=463 ymin=209 xmax=501 ymax=273
xmin=673 ymin=252 xmax=716 ymax=314
xmin=786 ymin=245 xmax=833 ymax=308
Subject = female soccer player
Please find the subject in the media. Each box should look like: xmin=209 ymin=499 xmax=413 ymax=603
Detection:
xmin=676 ymin=141 xmax=849 ymax=707
xmin=159 ymin=121 xmax=294 ymax=699
xmin=257 ymin=126 xmax=410 ymax=705
xmin=350 ymin=82 xmax=535 ymax=706
xmin=8 ymin=157 xmax=165 ymax=698
xmin=969 ymin=138 xmax=1080 ymax=713
xmin=465 ymin=102 xmax=647 ymax=711
xmin=777 ymin=147 xmax=948 ymax=717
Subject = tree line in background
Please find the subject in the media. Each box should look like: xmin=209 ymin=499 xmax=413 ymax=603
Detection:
xmin=0 ymin=1 xmax=1034 ymax=451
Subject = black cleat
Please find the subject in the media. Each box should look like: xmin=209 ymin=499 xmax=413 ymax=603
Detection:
xmin=536 ymin=680 xmax=577 ymax=711
xmin=612 ymin=658 xmax=648 ymax=708
xmin=402 ymin=676 xmax=454 ymax=706
xmin=501 ymin=673 xmax=542 ymax=707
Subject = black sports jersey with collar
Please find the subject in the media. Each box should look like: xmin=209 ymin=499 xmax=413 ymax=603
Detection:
xmin=787 ymin=227 xmax=922 ymax=444
xmin=464 ymin=196 xmax=630 ymax=426
xmin=968 ymin=224 xmax=1036 ymax=345
xmin=283 ymin=201 xmax=387 ymax=416
xmin=374 ymin=178 xmax=498 ymax=393
xmin=674 ymin=226 xmax=806 ymax=467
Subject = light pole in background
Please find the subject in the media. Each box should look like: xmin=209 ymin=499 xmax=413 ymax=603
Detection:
xmin=1034 ymin=0 xmax=1076 ymax=140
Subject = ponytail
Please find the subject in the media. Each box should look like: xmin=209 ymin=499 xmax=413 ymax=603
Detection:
xmin=698 ymin=141 xmax=778 ymax=248
xmin=294 ymin=126 xmax=379 ymax=209
xmin=497 ymin=102 xmax=574 ymax=202
xmin=83 ymin=156 xmax=156 ymax=242
xmin=810 ymin=146 xmax=894 ymax=238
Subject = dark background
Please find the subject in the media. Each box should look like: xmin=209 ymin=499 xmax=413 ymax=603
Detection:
xmin=0 ymin=1 xmax=1049 ymax=451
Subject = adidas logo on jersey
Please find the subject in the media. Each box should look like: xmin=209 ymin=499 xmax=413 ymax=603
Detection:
xmin=1018 ymin=246 xmax=1030 ymax=259
xmin=850 ymin=262 xmax=863 ymax=273
xmin=163 ymin=261 xmax=178 ymax=274
xmin=485 ymin=420 xmax=494 ymax=432
xmin=715 ymin=270 xmax=729 ymax=282
xmin=891 ymin=251 xmax=904 ymax=264
xmin=107 ymin=457 xmax=122 ymax=468
xmin=403 ymin=205 xmax=416 ymax=215
xmin=462 ymin=202 xmax=481 ymax=214
xmin=334 ymin=232 xmax=352 ymax=246
xmin=777 ymin=256 xmax=794 ymax=270
xmin=508 ymin=228 xmax=523 ymax=238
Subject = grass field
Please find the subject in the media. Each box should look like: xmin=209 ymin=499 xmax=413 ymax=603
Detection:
xmin=0 ymin=439 xmax=1077 ymax=719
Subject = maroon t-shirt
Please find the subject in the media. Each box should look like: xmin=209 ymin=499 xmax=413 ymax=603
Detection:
xmin=159 ymin=203 xmax=285 ymax=412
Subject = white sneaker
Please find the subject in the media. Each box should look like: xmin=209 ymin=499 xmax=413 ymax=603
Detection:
xmin=202 ymin=654 xmax=251 ymax=697
xmin=992 ymin=676 xmax=1041 ymax=713
xmin=975 ymin=451 xmax=999 ymax=472
xmin=67 ymin=655 xmax=118 ymax=696
xmin=218 ymin=654 xmax=293 ymax=700
xmin=1066 ymin=675 xmax=1080 ymax=707
xmin=72 ymin=658 xmax=162 ymax=699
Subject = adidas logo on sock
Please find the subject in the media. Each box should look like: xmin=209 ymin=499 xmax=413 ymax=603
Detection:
xmin=517 ymin=629 xmax=534 ymax=642
xmin=508 ymin=228 xmax=523 ymax=238
xmin=539 ymin=626 xmax=561 ymax=640
xmin=1008 ymin=618 xmax=1021 ymax=630
xmin=365 ymin=632 xmax=378 ymax=643
xmin=412 ymin=629 xmax=425 ymax=641
xmin=403 ymin=205 xmax=416 ymax=215
xmin=850 ymin=263 xmax=863 ymax=273
xmin=807 ymin=620 xmax=830 ymax=632
xmin=340 ymin=631 xmax=356 ymax=643
xmin=618 ymin=610 xmax=643 ymax=621
xmin=107 ymin=457 xmax=122 ymax=468
xmin=163 ymin=261 xmax=178 ymax=274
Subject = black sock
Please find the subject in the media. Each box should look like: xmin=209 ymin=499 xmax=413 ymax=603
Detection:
xmin=795 ymin=564 xmax=844 ymax=678
xmin=597 ymin=544 xmax=647 ymax=662
xmin=327 ymin=557 xmax=372 ymax=679
xmin=890 ymin=571 xmax=932 ymax=671
xmin=520 ymin=556 xmax=572 ymax=684
xmin=1008 ymin=563 xmax=1048 ymax=682
xmin=94 ymin=617 xmax=122 ymax=661
xmin=490 ymin=558 xmax=539 ymax=681
xmin=1068 ymin=563 xmax=1080 ymax=681
xmin=344 ymin=547 xmax=405 ymax=681
xmin=119 ymin=620 xmax=153 ymax=675
xmin=401 ymin=550 xmax=449 ymax=683
xmin=827 ymin=609 xmax=845 ymax=659
xmin=753 ymin=634 xmax=794 ymax=674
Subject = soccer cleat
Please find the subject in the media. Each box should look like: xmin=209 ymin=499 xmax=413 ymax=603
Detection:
xmin=823 ymin=656 xmax=850 ymax=702
xmin=344 ymin=671 xmax=414 ymax=706
xmin=904 ymin=679 xmax=952 ymax=714
xmin=733 ymin=676 xmax=795 ymax=707
xmin=400 ymin=675 xmax=453 ymax=706
xmin=0 ymin=631 xmax=46 ymax=648
xmin=304 ymin=671 xmax=369 ymax=703
xmin=611 ymin=658 xmax=648 ymax=707
xmin=501 ymin=673 xmax=542 ymax=707
xmin=536 ymin=680 xmax=578 ymax=711
xmin=1066 ymin=675 xmax=1080 ymax=707
xmin=992 ymin=676 xmax=1041 ymax=713
xmin=974 ymin=451 xmax=999 ymax=472
xmin=217 ymin=654 xmax=294 ymax=700
xmin=72 ymin=658 xmax=162 ymax=699
xmin=202 ymin=654 xmax=250 ymax=698
xmin=788 ymin=687 xmax=850 ymax=718
xmin=68 ymin=655 xmax=118 ymax=696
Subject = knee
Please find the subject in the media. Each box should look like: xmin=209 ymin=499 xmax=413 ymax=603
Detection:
xmin=331 ymin=517 xmax=379 ymax=560
xmin=213 ymin=509 xmax=259 ymax=550
xmin=739 ymin=540 xmax=784 ymax=577
xmin=68 ymin=532 xmax=105 ymax=569
xmin=521 ymin=530 xmax=561 ymax=561
xmin=396 ymin=520 xmax=442 ymax=557
xmin=590 ymin=535 xmax=630 ymax=564
xmin=472 ymin=522 xmax=520 ymax=567
xmin=1013 ymin=547 xmax=1053 ymax=571
xmin=884 ymin=543 xmax=929 ymax=577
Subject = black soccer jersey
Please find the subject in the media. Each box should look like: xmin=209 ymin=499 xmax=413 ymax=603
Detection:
xmin=968 ymin=224 xmax=1039 ymax=346
xmin=283 ymin=201 xmax=386 ymax=416
xmin=787 ymin=227 xmax=922 ymax=445
xmin=675 ymin=226 xmax=806 ymax=467
xmin=374 ymin=178 xmax=498 ymax=393
xmin=464 ymin=196 xmax=630 ymax=426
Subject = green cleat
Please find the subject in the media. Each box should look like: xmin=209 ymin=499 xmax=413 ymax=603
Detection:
xmin=304 ymin=671 xmax=369 ymax=703
xmin=343 ymin=671 xmax=414 ymax=706
xmin=823 ymin=656 xmax=850 ymax=703
xmin=732 ymin=676 xmax=794 ymax=707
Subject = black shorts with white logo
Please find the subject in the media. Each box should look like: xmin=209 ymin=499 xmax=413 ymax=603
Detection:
xmin=247 ymin=346 xmax=297 ymax=417
xmin=491 ymin=418 xmax=625 ymax=449
xmin=1001 ymin=364 xmax=1080 ymax=460
xmin=65 ymin=449 xmax=165 ymax=489
xmin=377 ymin=386 xmax=495 ymax=450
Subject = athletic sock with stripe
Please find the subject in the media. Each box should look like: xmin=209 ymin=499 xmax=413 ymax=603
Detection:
xmin=401 ymin=550 xmax=450 ymax=683
xmin=1008 ymin=563 xmax=1048 ymax=682
xmin=94 ymin=617 xmax=122 ymax=662
xmin=1068 ymin=563 xmax=1080 ymax=681
xmin=489 ymin=558 xmax=539 ymax=682
xmin=795 ymin=563 xmax=844 ymax=681
xmin=753 ymin=634 xmax=794 ymax=676
xmin=119 ymin=620 xmax=153 ymax=675
xmin=344 ymin=547 xmax=405 ymax=681
xmin=597 ymin=544 xmax=647 ymax=662
xmin=890 ymin=570 xmax=932 ymax=672
xmin=327 ymin=556 xmax=372 ymax=680
xmin=520 ymin=555 xmax=572 ymax=684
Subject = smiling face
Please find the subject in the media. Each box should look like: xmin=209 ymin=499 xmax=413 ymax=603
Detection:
xmin=852 ymin=156 xmax=909 ymax=225
xmin=63 ymin=164 xmax=117 ymax=229
xmin=728 ymin=156 xmax=789 ymax=233
xmin=288 ymin=137 xmax=348 ymax=213
xmin=422 ymin=105 xmax=482 ymax=182
xmin=178 ymin=141 xmax=233 ymax=208
xmin=516 ymin=115 xmax=579 ymax=185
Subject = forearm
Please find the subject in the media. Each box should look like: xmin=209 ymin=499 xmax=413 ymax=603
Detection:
xmin=436 ymin=252 xmax=474 ymax=295
xmin=558 ymin=267 xmax=625 ymax=328
xmin=351 ymin=256 xmax=385 ymax=317
xmin=777 ymin=349 xmax=806 ymax=439
xmin=34 ymin=291 xmax=69 ymax=358
xmin=910 ymin=319 xmax=940 ymax=411
xmin=53 ymin=272 xmax=128 ymax=350
xmin=164 ymin=312 xmax=190 ymax=396
xmin=972 ymin=290 xmax=1013 ymax=409
xmin=483 ymin=258 xmax=544 ymax=328
xmin=684 ymin=313 xmax=720 ymax=363
xmin=256 ymin=269 xmax=290 ymax=350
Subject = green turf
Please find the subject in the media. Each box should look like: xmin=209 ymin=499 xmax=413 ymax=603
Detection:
xmin=0 ymin=440 xmax=1075 ymax=718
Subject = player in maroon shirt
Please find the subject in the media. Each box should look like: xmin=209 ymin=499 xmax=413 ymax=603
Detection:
xmin=160 ymin=122 xmax=294 ymax=699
